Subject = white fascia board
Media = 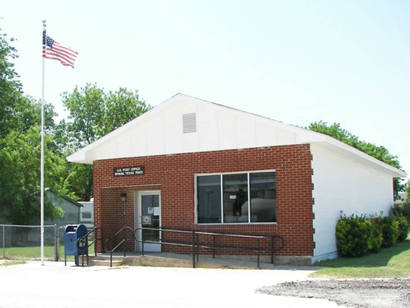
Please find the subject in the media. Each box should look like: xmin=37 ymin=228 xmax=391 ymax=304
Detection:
xmin=66 ymin=151 xmax=89 ymax=164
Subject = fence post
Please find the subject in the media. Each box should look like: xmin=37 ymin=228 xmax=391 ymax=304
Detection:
xmin=54 ymin=225 xmax=58 ymax=261
xmin=271 ymin=236 xmax=274 ymax=264
xmin=141 ymin=228 xmax=144 ymax=256
xmin=2 ymin=225 xmax=5 ymax=259
xmin=196 ymin=233 xmax=199 ymax=263
xmin=96 ymin=227 xmax=100 ymax=256
xmin=257 ymin=238 xmax=260 ymax=269
xmin=101 ymin=228 xmax=105 ymax=254
xmin=192 ymin=230 xmax=196 ymax=268
xmin=212 ymin=235 xmax=216 ymax=258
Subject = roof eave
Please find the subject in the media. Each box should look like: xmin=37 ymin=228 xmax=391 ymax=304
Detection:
xmin=311 ymin=139 xmax=407 ymax=178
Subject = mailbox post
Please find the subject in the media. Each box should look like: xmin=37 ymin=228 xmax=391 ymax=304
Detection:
xmin=64 ymin=224 xmax=88 ymax=266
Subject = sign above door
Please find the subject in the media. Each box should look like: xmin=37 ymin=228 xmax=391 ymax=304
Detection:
xmin=113 ymin=166 xmax=144 ymax=177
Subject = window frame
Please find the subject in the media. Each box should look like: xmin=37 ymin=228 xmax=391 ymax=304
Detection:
xmin=81 ymin=212 xmax=92 ymax=219
xmin=194 ymin=169 xmax=277 ymax=225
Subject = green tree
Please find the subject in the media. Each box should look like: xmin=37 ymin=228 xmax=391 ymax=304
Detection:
xmin=59 ymin=84 xmax=151 ymax=150
xmin=0 ymin=127 xmax=65 ymax=224
xmin=0 ymin=30 xmax=55 ymax=136
xmin=309 ymin=121 xmax=404 ymax=195
xmin=0 ymin=29 xmax=150 ymax=222
xmin=58 ymin=83 xmax=151 ymax=200
xmin=0 ymin=31 xmax=22 ymax=137
xmin=0 ymin=29 xmax=63 ymax=223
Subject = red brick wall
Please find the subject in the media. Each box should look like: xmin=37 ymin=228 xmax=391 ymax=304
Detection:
xmin=93 ymin=144 xmax=314 ymax=256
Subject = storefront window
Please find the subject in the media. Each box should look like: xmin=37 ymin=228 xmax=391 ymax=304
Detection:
xmin=223 ymin=174 xmax=248 ymax=223
xmin=196 ymin=171 xmax=277 ymax=224
xmin=197 ymin=175 xmax=221 ymax=223
xmin=250 ymin=172 xmax=276 ymax=222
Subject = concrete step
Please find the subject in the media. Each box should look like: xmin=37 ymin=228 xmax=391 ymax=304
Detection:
xmin=89 ymin=253 xmax=291 ymax=269
xmin=92 ymin=255 xmax=124 ymax=261
xmin=91 ymin=254 xmax=253 ymax=269
xmin=92 ymin=259 xmax=123 ymax=267
xmin=122 ymin=255 xmax=251 ymax=269
xmin=89 ymin=256 xmax=124 ymax=267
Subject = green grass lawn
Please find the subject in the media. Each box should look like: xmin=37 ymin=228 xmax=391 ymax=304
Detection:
xmin=3 ymin=245 xmax=57 ymax=259
xmin=311 ymin=238 xmax=410 ymax=278
xmin=1 ymin=243 xmax=95 ymax=260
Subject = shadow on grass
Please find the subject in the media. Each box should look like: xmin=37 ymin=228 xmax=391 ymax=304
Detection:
xmin=314 ymin=239 xmax=410 ymax=268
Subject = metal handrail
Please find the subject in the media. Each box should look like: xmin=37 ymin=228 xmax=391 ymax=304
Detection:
xmin=103 ymin=226 xmax=134 ymax=252
xmin=103 ymin=225 xmax=285 ymax=268
xmin=90 ymin=227 xmax=104 ymax=252
xmin=103 ymin=226 xmax=135 ymax=267
xmin=77 ymin=227 xmax=103 ymax=251
xmin=109 ymin=238 xmax=128 ymax=267
xmin=75 ymin=227 xmax=103 ymax=265
xmin=134 ymin=226 xmax=285 ymax=268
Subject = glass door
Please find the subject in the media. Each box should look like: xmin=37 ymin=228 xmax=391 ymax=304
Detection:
xmin=135 ymin=191 xmax=161 ymax=252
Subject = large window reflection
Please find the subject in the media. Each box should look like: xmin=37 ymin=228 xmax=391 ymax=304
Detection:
xmin=223 ymin=174 xmax=248 ymax=223
xmin=250 ymin=172 xmax=276 ymax=222
xmin=197 ymin=175 xmax=221 ymax=223
xmin=196 ymin=171 xmax=276 ymax=224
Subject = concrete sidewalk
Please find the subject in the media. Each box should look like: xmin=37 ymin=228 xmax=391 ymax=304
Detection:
xmin=99 ymin=251 xmax=321 ymax=269
xmin=0 ymin=261 xmax=339 ymax=308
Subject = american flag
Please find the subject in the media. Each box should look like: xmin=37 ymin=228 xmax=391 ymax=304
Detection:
xmin=42 ymin=30 xmax=78 ymax=67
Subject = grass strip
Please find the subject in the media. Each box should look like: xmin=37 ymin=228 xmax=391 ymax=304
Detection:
xmin=0 ymin=260 xmax=26 ymax=266
xmin=1 ymin=243 xmax=95 ymax=260
xmin=311 ymin=239 xmax=410 ymax=278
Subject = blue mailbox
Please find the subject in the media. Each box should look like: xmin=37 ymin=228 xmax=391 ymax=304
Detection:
xmin=64 ymin=224 xmax=88 ymax=266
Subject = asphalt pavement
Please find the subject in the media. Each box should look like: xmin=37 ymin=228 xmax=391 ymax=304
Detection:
xmin=0 ymin=261 xmax=339 ymax=308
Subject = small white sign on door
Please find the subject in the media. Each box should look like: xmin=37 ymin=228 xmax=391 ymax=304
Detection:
xmin=147 ymin=207 xmax=154 ymax=214
xmin=153 ymin=207 xmax=160 ymax=216
xmin=142 ymin=215 xmax=152 ymax=225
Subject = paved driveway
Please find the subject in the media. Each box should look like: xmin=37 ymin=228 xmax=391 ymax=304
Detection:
xmin=0 ymin=261 xmax=338 ymax=308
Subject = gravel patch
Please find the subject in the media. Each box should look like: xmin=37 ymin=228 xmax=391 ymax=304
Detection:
xmin=258 ymin=279 xmax=410 ymax=308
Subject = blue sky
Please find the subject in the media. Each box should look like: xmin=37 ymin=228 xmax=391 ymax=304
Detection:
xmin=2 ymin=0 xmax=409 ymax=180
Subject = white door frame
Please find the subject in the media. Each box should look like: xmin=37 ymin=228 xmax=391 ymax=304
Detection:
xmin=134 ymin=190 xmax=161 ymax=252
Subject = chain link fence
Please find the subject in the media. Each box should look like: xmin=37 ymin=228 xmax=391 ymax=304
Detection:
xmin=0 ymin=224 xmax=96 ymax=261
xmin=0 ymin=224 xmax=58 ymax=260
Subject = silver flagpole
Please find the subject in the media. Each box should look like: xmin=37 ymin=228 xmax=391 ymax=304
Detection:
xmin=40 ymin=20 xmax=46 ymax=266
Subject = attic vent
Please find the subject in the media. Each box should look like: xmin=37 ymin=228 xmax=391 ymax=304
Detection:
xmin=183 ymin=113 xmax=196 ymax=133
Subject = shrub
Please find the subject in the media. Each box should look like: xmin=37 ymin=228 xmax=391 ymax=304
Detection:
xmin=336 ymin=210 xmax=407 ymax=258
xmin=396 ymin=216 xmax=409 ymax=242
xmin=403 ymin=202 xmax=410 ymax=223
xmin=391 ymin=204 xmax=404 ymax=216
xmin=380 ymin=216 xmax=399 ymax=247
xmin=391 ymin=203 xmax=410 ymax=224
xmin=336 ymin=215 xmax=370 ymax=257
xmin=368 ymin=218 xmax=383 ymax=252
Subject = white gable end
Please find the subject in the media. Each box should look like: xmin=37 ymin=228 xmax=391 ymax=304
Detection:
xmin=67 ymin=93 xmax=406 ymax=178
xmin=68 ymin=94 xmax=312 ymax=164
